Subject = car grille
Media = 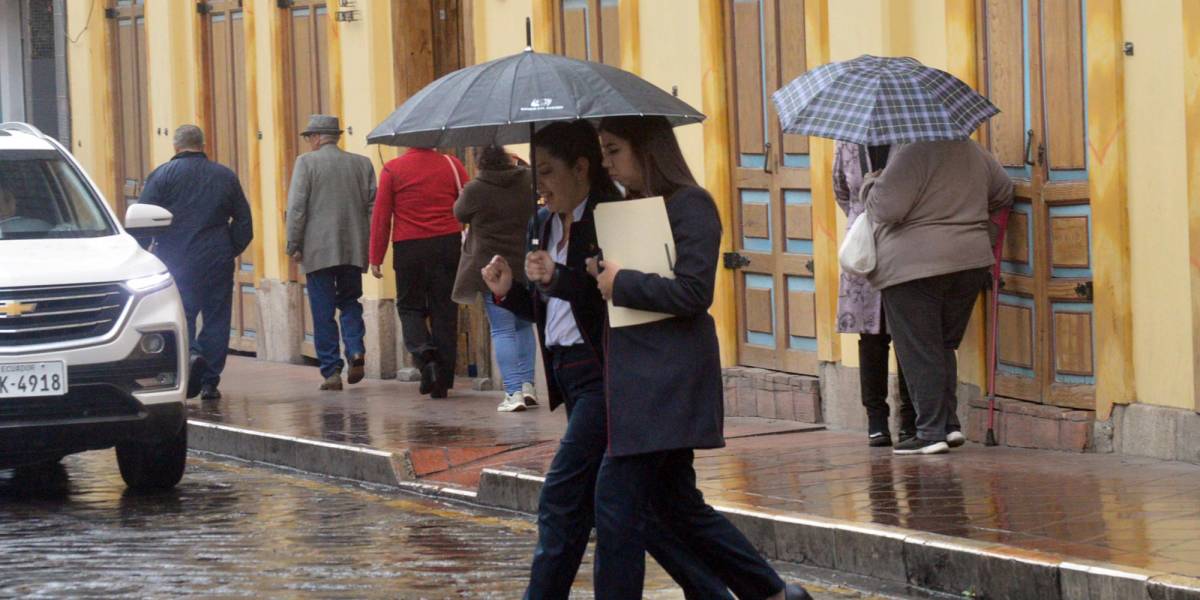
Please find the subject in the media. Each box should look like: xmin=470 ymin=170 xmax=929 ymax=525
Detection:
xmin=0 ymin=385 xmax=141 ymax=424
xmin=0 ymin=283 xmax=130 ymax=347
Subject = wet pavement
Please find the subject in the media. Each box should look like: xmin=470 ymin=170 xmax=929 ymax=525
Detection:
xmin=0 ymin=451 xmax=915 ymax=599
xmin=188 ymin=357 xmax=1200 ymax=582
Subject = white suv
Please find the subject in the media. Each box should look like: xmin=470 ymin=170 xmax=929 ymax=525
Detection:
xmin=0 ymin=122 xmax=192 ymax=491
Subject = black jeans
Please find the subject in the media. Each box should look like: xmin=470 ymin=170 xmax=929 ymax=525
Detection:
xmin=859 ymin=310 xmax=915 ymax=435
xmin=526 ymin=345 xmax=730 ymax=600
xmin=593 ymin=449 xmax=784 ymax=600
xmin=882 ymin=268 xmax=990 ymax=442
xmin=392 ymin=234 xmax=460 ymax=386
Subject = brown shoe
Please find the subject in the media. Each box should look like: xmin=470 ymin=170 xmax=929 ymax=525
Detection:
xmin=319 ymin=374 xmax=343 ymax=391
xmin=347 ymin=354 xmax=366 ymax=385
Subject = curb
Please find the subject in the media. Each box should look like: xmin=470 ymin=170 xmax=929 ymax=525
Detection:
xmin=188 ymin=421 xmax=1200 ymax=600
xmin=473 ymin=467 xmax=1200 ymax=600
xmin=187 ymin=420 xmax=415 ymax=486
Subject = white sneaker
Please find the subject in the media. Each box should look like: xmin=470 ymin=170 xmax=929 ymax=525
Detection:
xmin=946 ymin=431 xmax=966 ymax=448
xmin=497 ymin=392 xmax=527 ymax=412
xmin=521 ymin=382 xmax=539 ymax=408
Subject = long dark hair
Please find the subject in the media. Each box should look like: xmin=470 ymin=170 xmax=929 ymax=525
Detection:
xmin=597 ymin=116 xmax=698 ymax=199
xmin=531 ymin=120 xmax=621 ymax=199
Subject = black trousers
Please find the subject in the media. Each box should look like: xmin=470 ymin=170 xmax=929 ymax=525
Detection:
xmin=526 ymin=345 xmax=730 ymax=600
xmin=882 ymin=268 xmax=989 ymax=442
xmin=392 ymin=234 xmax=460 ymax=386
xmin=859 ymin=310 xmax=916 ymax=434
xmin=593 ymin=449 xmax=784 ymax=600
xmin=177 ymin=261 xmax=234 ymax=387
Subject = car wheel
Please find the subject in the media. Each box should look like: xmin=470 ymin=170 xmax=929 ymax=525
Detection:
xmin=116 ymin=425 xmax=187 ymax=491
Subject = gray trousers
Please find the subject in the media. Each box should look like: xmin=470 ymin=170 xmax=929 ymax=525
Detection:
xmin=881 ymin=268 xmax=989 ymax=442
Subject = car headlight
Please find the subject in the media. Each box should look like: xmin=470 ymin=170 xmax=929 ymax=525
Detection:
xmin=124 ymin=272 xmax=173 ymax=294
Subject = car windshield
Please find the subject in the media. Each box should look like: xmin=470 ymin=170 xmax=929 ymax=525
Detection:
xmin=0 ymin=149 xmax=116 ymax=240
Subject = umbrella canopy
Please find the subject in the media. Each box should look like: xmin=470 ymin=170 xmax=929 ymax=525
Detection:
xmin=771 ymin=55 xmax=999 ymax=145
xmin=367 ymin=49 xmax=705 ymax=148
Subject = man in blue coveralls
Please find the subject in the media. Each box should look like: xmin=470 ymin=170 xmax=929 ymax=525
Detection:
xmin=139 ymin=125 xmax=253 ymax=400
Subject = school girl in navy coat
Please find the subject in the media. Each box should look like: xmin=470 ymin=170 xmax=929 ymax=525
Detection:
xmin=481 ymin=121 xmax=730 ymax=600
xmin=588 ymin=116 xmax=812 ymax=600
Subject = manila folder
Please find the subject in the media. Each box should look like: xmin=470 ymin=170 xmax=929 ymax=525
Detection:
xmin=593 ymin=196 xmax=676 ymax=328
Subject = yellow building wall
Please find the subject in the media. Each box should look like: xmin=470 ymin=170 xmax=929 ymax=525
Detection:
xmin=1123 ymin=0 xmax=1195 ymax=409
xmin=637 ymin=0 xmax=707 ymax=189
xmin=64 ymin=0 xmax=117 ymax=210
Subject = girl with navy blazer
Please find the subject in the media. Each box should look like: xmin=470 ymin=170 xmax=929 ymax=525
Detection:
xmin=481 ymin=121 xmax=730 ymax=600
xmin=588 ymin=116 xmax=811 ymax=600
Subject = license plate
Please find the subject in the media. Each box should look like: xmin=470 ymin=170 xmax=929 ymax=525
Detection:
xmin=0 ymin=361 xmax=67 ymax=398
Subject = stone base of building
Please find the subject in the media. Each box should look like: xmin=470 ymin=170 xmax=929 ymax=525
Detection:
xmin=255 ymin=279 xmax=305 ymax=365
xmin=362 ymin=298 xmax=397 ymax=380
xmin=1112 ymin=403 xmax=1200 ymax=464
xmin=817 ymin=362 xmax=979 ymax=435
xmin=721 ymin=367 xmax=821 ymax=422
xmin=964 ymin=396 xmax=1094 ymax=452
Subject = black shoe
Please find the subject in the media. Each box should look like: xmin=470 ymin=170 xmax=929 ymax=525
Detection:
xmin=898 ymin=429 xmax=917 ymax=444
xmin=347 ymin=354 xmax=366 ymax=385
xmin=868 ymin=430 xmax=893 ymax=447
xmin=420 ymin=361 xmax=439 ymax=395
xmin=784 ymin=583 xmax=813 ymax=600
xmin=893 ymin=436 xmax=950 ymax=455
xmin=200 ymin=384 xmax=221 ymax=400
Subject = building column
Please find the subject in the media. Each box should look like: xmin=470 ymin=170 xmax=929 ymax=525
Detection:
xmin=1086 ymin=0 xmax=1135 ymax=420
xmin=805 ymin=0 xmax=839 ymax=365
xmin=1184 ymin=0 xmax=1200 ymax=412
xmin=0 ymin=0 xmax=25 ymax=123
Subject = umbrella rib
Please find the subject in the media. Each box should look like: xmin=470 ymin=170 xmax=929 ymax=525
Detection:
xmin=437 ymin=57 xmax=510 ymax=146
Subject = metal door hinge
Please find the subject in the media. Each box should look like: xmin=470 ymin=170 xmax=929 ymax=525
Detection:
xmin=723 ymin=252 xmax=751 ymax=269
xmin=804 ymin=259 xmax=814 ymax=273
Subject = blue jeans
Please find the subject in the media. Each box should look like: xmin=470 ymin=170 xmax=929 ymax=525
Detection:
xmin=483 ymin=293 xmax=536 ymax=394
xmin=305 ymin=265 xmax=366 ymax=379
xmin=178 ymin=261 xmax=234 ymax=387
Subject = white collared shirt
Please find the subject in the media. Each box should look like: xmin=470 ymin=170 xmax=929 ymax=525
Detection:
xmin=543 ymin=199 xmax=589 ymax=347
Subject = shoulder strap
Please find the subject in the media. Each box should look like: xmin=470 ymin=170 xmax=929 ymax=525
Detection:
xmin=444 ymin=154 xmax=462 ymax=193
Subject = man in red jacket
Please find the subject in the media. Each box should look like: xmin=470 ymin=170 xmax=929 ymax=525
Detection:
xmin=369 ymin=147 xmax=467 ymax=398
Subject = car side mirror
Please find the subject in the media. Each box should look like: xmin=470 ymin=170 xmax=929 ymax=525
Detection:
xmin=124 ymin=203 xmax=172 ymax=248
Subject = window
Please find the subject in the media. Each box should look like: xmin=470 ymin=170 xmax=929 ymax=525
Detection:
xmin=558 ymin=0 xmax=620 ymax=66
xmin=0 ymin=150 xmax=115 ymax=240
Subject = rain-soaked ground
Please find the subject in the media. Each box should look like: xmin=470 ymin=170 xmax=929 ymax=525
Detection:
xmin=0 ymin=451 xmax=924 ymax=599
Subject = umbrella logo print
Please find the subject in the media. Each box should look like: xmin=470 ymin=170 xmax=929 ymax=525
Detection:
xmin=521 ymin=97 xmax=563 ymax=112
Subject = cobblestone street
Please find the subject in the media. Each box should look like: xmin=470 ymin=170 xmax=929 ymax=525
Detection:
xmin=0 ymin=451 xmax=917 ymax=599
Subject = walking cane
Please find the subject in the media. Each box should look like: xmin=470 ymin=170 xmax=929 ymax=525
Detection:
xmin=985 ymin=207 xmax=1011 ymax=447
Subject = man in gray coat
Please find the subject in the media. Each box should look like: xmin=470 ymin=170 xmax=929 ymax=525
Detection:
xmin=286 ymin=115 xmax=376 ymax=390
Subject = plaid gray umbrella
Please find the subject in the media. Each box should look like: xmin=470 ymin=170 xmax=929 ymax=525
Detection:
xmin=771 ymin=55 xmax=999 ymax=145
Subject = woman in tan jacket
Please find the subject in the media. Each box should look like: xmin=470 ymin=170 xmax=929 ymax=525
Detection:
xmin=862 ymin=139 xmax=1013 ymax=455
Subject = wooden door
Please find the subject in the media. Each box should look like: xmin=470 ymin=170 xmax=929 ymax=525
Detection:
xmin=557 ymin=0 xmax=620 ymax=66
xmin=724 ymin=0 xmax=817 ymax=375
xmin=980 ymin=0 xmax=1094 ymax=409
xmin=203 ymin=0 xmax=258 ymax=353
xmin=285 ymin=1 xmax=333 ymax=359
xmin=110 ymin=0 xmax=150 ymax=215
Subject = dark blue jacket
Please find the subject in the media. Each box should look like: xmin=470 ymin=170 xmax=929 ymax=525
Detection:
xmin=138 ymin=151 xmax=253 ymax=285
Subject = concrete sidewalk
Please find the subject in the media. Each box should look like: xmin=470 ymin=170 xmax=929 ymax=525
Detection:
xmin=188 ymin=356 xmax=1200 ymax=599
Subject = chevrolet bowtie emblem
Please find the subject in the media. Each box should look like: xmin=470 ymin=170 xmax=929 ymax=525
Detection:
xmin=0 ymin=301 xmax=37 ymax=318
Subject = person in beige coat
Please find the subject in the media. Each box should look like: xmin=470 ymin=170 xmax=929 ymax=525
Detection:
xmin=451 ymin=146 xmax=537 ymax=412
xmin=862 ymin=139 xmax=1012 ymax=456
xmin=285 ymin=115 xmax=376 ymax=391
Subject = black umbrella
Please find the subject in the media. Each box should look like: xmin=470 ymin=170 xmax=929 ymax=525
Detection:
xmin=365 ymin=49 xmax=704 ymax=148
